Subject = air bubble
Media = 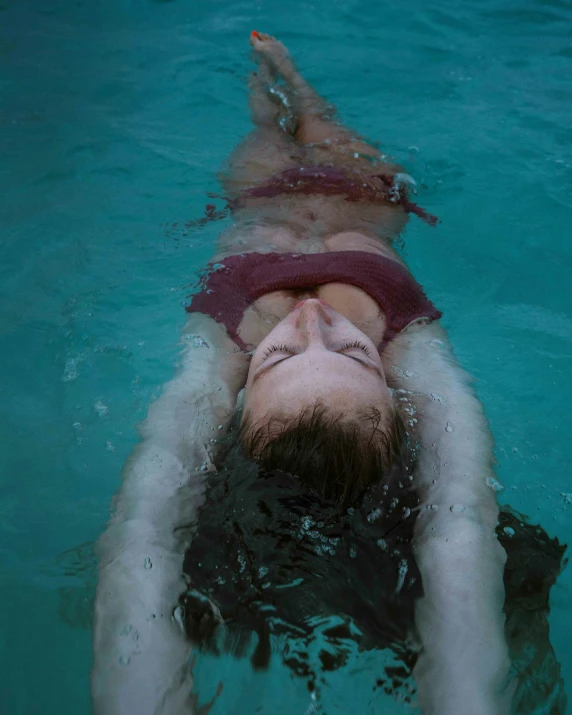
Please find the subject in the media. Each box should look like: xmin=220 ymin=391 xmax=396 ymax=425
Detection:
xmin=445 ymin=422 xmax=453 ymax=433
xmin=62 ymin=357 xmax=80 ymax=383
xmin=144 ymin=557 xmax=152 ymax=570
xmin=503 ymin=527 xmax=515 ymax=538
xmin=393 ymin=172 xmax=417 ymax=188
xmin=367 ymin=508 xmax=382 ymax=523
xmin=94 ymin=400 xmax=109 ymax=418
xmin=486 ymin=477 xmax=504 ymax=493
xmin=396 ymin=559 xmax=408 ymax=594
xmin=172 ymin=605 xmax=185 ymax=629
xmin=187 ymin=335 xmax=209 ymax=349
xmin=450 ymin=504 xmax=465 ymax=513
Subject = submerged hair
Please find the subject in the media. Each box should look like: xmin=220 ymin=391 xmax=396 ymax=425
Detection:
xmin=239 ymin=403 xmax=406 ymax=506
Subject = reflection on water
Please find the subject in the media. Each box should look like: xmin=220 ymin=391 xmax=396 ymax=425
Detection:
xmin=183 ymin=439 xmax=421 ymax=699
xmin=184 ymin=440 xmax=567 ymax=712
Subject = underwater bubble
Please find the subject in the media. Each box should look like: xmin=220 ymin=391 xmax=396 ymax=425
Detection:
xmin=428 ymin=339 xmax=444 ymax=349
xmin=217 ymin=424 xmax=223 ymax=430
xmin=172 ymin=605 xmax=185 ymax=629
xmin=94 ymin=399 xmax=109 ymax=417
xmin=237 ymin=553 xmax=246 ymax=573
xmin=105 ymin=441 xmax=116 ymax=453
xmin=503 ymin=527 xmax=515 ymax=538
xmin=561 ymin=493 xmax=572 ymax=504
xmin=118 ymin=655 xmax=130 ymax=666
xmin=486 ymin=477 xmax=504 ymax=493
xmin=403 ymin=507 xmax=411 ymax=518
xmin=393 ymin=172 xmax=417 ymax=188
xmin=62 ymin=358 xmax=79 ymax=382
xmin=396 ymin=559 xmax=409 ymax=594
xmin=187 ymin=335 xmax=209 ymax=349
xmin=377 ymin=539 xmax=387 ymax=551
xmin=144 ymin=557 xmax=152 ymax=570
xmin=450 ymin=504 xmax=465 ymax=513
xmin=367 ymin=508 xmax=382 ymax=523
xmin=445 ymin=422 xmax=453 ymax=433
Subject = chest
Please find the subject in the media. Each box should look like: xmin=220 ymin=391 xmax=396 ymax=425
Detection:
xmin=237 ymin=282 xmax=386 ymax=348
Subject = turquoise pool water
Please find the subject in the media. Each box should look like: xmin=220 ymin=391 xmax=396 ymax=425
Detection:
xmin=1 ymin=0 xmax=571 ymax=713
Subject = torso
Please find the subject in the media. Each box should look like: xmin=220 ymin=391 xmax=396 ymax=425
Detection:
xmin=237 ymin=282 xmax=386 ymax=348
xmin=235 ymin=231 xmax=396 ymax=348
xmin=188 ymin=231 xmax=440 ymax=350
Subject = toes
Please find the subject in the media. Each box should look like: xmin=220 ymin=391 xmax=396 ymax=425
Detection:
xmin=249 ymin=30 xmax=277 ymax=50
xmin=250 ymin=30 xmax=275 ymax=42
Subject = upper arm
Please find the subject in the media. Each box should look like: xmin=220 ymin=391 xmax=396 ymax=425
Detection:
xmin=383 ymin=327 xmax=512 ymax=715
xmin=382 ymin=320 xmax=498 ymax=526
xmin=92 ymin=314 xmax=249 ymax=715
xmin=141 ymin=313 xmax=249 ymax=460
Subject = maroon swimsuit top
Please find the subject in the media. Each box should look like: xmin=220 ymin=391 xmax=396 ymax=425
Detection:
xmin=187 ymin=251 xmax=442 ymax=350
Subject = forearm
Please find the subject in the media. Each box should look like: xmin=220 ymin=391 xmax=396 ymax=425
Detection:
xmin=383 ymin=322 xmax=512 ymax=714
xmin=92 ymin=315 xmax=248 ymax=715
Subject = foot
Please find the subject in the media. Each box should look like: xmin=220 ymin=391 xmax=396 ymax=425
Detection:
xmin=250 ymin=31 xmax=295 ymax=80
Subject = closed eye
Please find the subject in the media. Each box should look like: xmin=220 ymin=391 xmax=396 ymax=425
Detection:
xmin=254 ymin=343 xmax=381 ymax=381
xmin=262 ymin=343 xmax=298 ymax=359
xmin=338 ymin=340 xmax=371 ymax=356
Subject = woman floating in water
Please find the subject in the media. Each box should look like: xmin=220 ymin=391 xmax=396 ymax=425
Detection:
xmin=92 ymin=33 xmax=565 ymax=715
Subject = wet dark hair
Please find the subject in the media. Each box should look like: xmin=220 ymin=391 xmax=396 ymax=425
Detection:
xmin=239 ymin=402 xmax=406 ymax=506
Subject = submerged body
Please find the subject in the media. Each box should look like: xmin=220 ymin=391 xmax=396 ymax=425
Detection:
xmin=92 ymin=32 xmax=564 ymax=715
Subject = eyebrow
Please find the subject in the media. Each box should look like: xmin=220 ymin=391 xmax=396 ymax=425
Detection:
xmin=253 ymin=351 xmax=381 ymax=383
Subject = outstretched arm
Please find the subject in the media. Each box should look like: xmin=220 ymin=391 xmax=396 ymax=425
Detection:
xmin=92 ymin=314 xmax=248 ymax=715
xmin=382 ymin=321 xmax=513 ymax=715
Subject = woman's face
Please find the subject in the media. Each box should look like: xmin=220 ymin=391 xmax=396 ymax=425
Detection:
xmin=243 ymin=299 xmax=394 ymax=426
